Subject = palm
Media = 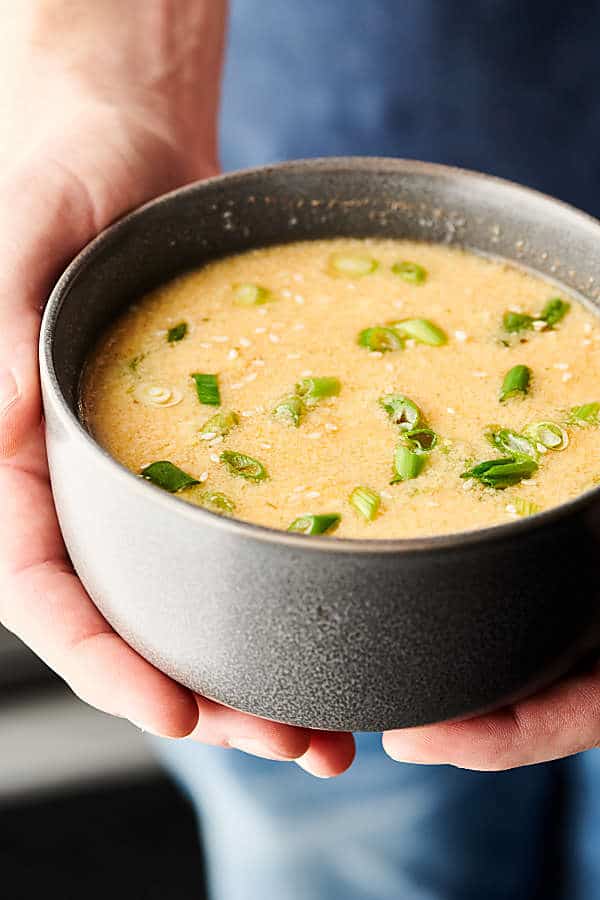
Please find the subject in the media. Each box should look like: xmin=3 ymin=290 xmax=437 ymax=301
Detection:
xmin=0 ymin=116 xmax=354 ymax=776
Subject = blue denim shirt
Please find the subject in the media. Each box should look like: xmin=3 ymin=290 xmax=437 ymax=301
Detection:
xmin=221 ymin=0 xmax=600 ymax=215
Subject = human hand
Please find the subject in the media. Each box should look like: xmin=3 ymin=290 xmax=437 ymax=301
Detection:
xmin=0 ymin=1 xmax=355 ymax=777
xmin=383 ymin=661 xmax=600 ymax=770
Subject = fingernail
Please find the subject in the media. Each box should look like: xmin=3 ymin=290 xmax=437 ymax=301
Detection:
xmin=228 ymin=738 xmax=292 ymax=761
xmin=0 ymin=369 xmax=19 ymax=416
xmin=295 ymin=758 xmax=332 ymax=778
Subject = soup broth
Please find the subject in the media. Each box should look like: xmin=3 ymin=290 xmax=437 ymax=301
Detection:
xmin=82 ymin=239 xmax=600 ymax=538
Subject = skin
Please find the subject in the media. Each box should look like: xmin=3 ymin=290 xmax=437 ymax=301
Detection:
xmin=0 ymin=0 xmax=354 ymax=778
xmin=1 ymin=0 xmax=598 ymax=777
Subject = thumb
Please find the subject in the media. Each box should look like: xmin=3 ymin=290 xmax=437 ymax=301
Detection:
xmin=0 ymin=164 xmax=98 ymax=457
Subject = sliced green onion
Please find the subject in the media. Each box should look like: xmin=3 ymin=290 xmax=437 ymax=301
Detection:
xmin=167 ymin=322 xmax=188 ymax=343
xmin=461 ymin=455 xmax=538 ymax=489
xmin=486 ymin=427 xmax=539 ymax=459
xmin=328 ymin=253 xmax=378 ymax=277
xmin=568 ymin=402 xmax=600 ymax=427
xmin=540 ymin=297 xmax=570 ymax=327
xmin=391 ymin=261 xmax=427 ymax=284
xmin=522 ymin=421 xmax=568 ymax=450
xmin=349 ymin=486 xmax=381 ymax=521
xmin=392 ymin=444 xmax=427 ymax=482
xmin=200 ymin=409 xmax=239 ymax=438
xmin=191 ymin=372 xmax=220 ymax=406
xmin=296 ymin=376 xmax=341 ymax=407
xmin=220 ymin=450 xmax=267 ymax=482
xmin=503 ymin=311 xmax=534 ymax=333
xmin=141 ymin=461 xmax=199 ymax=493
xmin=288 ymin=513 xmax=341 ymax=535
xmin=514 ymin=497 xmax=542 ymax=517
xmin=403 ymin=427 xmax=438 ymax=452
xmin=379 ymin=394 xmax=422 ymax=430
xmin=128 ymin=353 xmax=146 ymax=373
xmin=358 ymin=326 xmax=404 ymax=353
xmin=233 ymin=283 xmax=271 ymax=306
xmin=390 ymin=318 xmax=447 ymax=346
xmin=272 ymin=393 xmax=306 ymax=427
xmin=197 ymin=490 xmax=236 ymax=515
xmin=500 ymin=364 xmax=531 ymax=402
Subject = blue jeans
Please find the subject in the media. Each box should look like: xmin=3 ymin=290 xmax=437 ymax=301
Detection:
xmin=154 ymin=736 xmax=600 ymax=899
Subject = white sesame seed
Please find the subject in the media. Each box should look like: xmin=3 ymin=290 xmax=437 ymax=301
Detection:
xmin=527 ymin=480 xmax=538 ymax=487
xmin=508 ymin=305 xmax=524 ymax=313
xmin=554 ymin=362 xmax=570 ymax=370
xmin=198 ymin=471 xmax=209 ymax=483
xmin=245 ymin=372 xmax=258 ymax=382
xmin=505 ymin=503 xmax=517 ymax=515
xmin=241 ymin=410 xmax=254 ymax=417
xmin=532 ymin=320 xmax=546 ymax=331
xmin=582 ymin=339 xmax=592 ymax=347
xmin=462 ymin=479 xmax=474 ymax=491
xmin=260 ymin=442 xmax=272 ymax=450
xmin=255 ymin=405 xmax=265 ymax=413
xmin=212 ymin=435 xmax=224 ymax=444
xmin=472 ymin=371 xmax=488 ymax=378
xmin=293 ymin=485 xmax=306 ymax=493
xmin=257 ymin=307 xmax=268 ymax=316
xmin=294 ymin=295 xmax=305 ymax=304
xmin=280 ymin=289 xmax=293 ymax=298
xmin=562 ymin=372 xmax=573 ymax=383
xmin=307 ymin=431 xmax=322 ymax=439
xmin=228 ymin=348 xmax=239 ymax=360
xmin=447 ymin=407 xmax=456 ymax=415
xmin=584 ymin=322 xmax=593 ymax=334
xmin=370 ymin=350 xmax=383 ymax=358
xmin=406 ymin=339 xmax=417 ymax=349
xmin=268 ymin=333 xmax=280 ymax=343
xmin=255 ymin=326 xmax=267 ymax=334
xmin=287 ymin=352 xmax=302 ymax=360
xmin=239 ymin=336 xmax=252 ymax=347
xmin=427 ymin=500 xmax=440 ymax=508
xmin=293 ymin=322 xmax=305 ymax=331
xmin=392 ymin=299 xmax=404 ymax=309
xmin=300 ymin=369 xmax=313 ymax=377
xmin=306 ymin=490 xmax=320 ymax=499
xmin=380 ymin=490 xmax=392 ymax=500
xmin=200 ymin=431 xmax=217 ymax=440
xmin=212 ymin=335 xmax=229 ymax=343
xmin=385 ymin=362 xmax=394 ymax=372
xmin=231 ymin=382 xmax=244 ymax=390
xmin=292 ymin=273 xmax=304 ymax=283
xmin=210 ymin=453 xmax=220 ymax=463
xmin=454 ymin=330 xmax=468 ymax=342
xmin=252 ymin=359 xmax=265 ymax=367
xmin=199 ymin=342 xmax=212 ymax=349
xmin=324 ymin=423 xmax=338 ymax=432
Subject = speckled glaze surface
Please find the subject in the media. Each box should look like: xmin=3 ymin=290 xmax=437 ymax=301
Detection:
xmin=40 ymin=158 xmax=600 ymax=731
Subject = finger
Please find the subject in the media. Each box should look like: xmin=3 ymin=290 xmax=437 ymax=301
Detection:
xmin=296 ymin=731 xmax=356 ymax=778
xmin=0 ymin=437 xmax=198 ymax=738
xmin=190 ymin=695 xmax=312 ymax=760
xmin=382 ymin=662 xmax=600 ymax=771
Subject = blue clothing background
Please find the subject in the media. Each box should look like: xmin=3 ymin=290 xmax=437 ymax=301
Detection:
xmin=159 ymin=3 xmax=600 ymax=898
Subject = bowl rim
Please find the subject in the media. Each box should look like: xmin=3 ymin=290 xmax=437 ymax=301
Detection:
xmin=40 ymin=155 xmax=600 ymax=556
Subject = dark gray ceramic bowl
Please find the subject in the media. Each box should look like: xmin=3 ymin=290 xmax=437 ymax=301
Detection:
xmin=40 ymin=158 xmax=600 ymax=732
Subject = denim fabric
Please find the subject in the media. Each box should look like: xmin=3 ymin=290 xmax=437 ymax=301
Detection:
xmin=155 ymin=734 xmax=565 ymax=900
xmin=157 ymin=4 xmax=600 ymax=898
xmin=221 ymin=0 xmax=600 ymax=216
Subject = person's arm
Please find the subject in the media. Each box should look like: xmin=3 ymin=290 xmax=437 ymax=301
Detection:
xmin=0 ymin=0 xmax=355 ymax=777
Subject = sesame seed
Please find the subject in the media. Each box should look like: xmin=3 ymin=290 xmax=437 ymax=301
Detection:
xmin=554 ymin=362 xmax=570 ymax=370
xmin=307 ymin=432 xmax=322 ymax=439
xmin=447 ymin=407 xmax=456 ymax=415
xmin=505 ymin=503 xmax=517 ymax=515
xmin=462 ymin=479 xmax=474 ymax=491
xmin=281 ymin=289 xmax=293 ymax=298
xmin=454 ymin=330 xmax=468 ymax=342
xmin=427 ymin=500 xmax=440 ymax=508
xmin=472 ymin=371 xmax=488 ymax=378
xmin=392 ymin=299 xmax=404 ymax=309
xmin=582 ymin=339 xmax=592 ymax=347
xmin=405 ymin=339 xmax=416 ymax=349
xmin=268 ymin=333 xmax=280 ymax=343
xmin=260 ymin=442 xmax=272 ymax=450
xmin=231 ymin=382 xmax=244 ymax=390
xmin=385 ymin=362 xmax=394 ymax=372
xmin=370 ymin=351 xmax=383 ymax=358
xmin=239 ymin=337 xmax=252 ymax=347
xmin=200 ymin=432 xmax=217 ymax=440
xmin=212 ymin=435 xmax=224 ymax=444
xmin=300 ymin=369 xmax=313 ymax=377
xmin=562 ymin=372 xmax=573 ymax=383
xmin=212 ymin=335 xmax=229 ymax=343
xmin=508 ymin=305 xmax=524 ymax=313
xmin=532 ymin=320 xmax=546 ymax=331
xmin=380 ymin=490 xmax=392 ymax=500
xmin=294 ymin=295 xmax=305 ymax=304
xmin=228 ymin=348 xmax=239 ymax=360
xmin=584 ymin=322 xmax=593 ymax=334
xmin=292 ymin=273 xmax=304 ymax=283
xmin=293 ymin=323 xmax=305 ymax=331
xmin=199 ymin=342 xmax=212 ymax=349
xmin=293 ymin=485 xmax=306 ymax=493
xmin=324 ymin=423 xmax=338 ymax=432
xmin=199 ymin=471 xmax=209 ymax=483
xmin=255 ymin=326 xmax=267 ymax=334
xmin=252 ymin=358 xmax=265 ymax=367
xmin=241 ymin=411 xmax=254 ymax=418
xmin=287 ymin=352 xmax=301 ymax=360
xmin=210 ymin=453 xmax=220 ymax=463
xmin=257 ymin=307 xmax=268 ymax=316
xmin=527 ymin=480 xmax=538 ymax=487
xmin=306 ymin=490 xmax=320 ymax=499
xmin=245 ymin=372 xmax=258 ymax=382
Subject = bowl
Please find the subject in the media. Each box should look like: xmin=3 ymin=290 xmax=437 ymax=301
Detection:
xmin=40 ymin=158 xmax=600 ymax=732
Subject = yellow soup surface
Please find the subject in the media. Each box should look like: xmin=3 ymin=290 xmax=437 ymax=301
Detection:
xmin=82 ymin=239 xmax=600 ymax=538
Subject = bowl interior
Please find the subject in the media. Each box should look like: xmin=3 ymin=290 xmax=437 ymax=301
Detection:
xmin=45 ymin=156 xmax=600 ymax=428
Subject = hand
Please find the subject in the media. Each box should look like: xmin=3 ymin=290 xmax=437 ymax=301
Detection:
xmin=383 ymin=660 xmax=600 ymax=769
xmin=0 ymin=2 xmax=355 ymax=778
